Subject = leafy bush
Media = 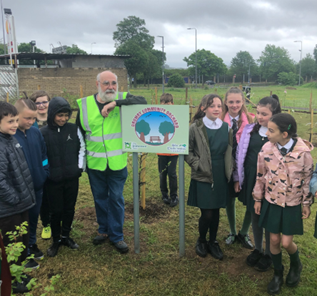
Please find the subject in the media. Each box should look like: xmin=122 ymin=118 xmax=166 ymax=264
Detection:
xmin=167 ymin=74 xmax=185 ymax=88
xmin=277 ymin=72 xmax=300 ymax=85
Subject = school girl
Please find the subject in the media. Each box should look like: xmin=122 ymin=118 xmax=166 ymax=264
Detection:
xmin=185 ymin=94 xmax=233 ymax=260
xmin=221 ymin=87 xmax=254 ymax=248
xmin=234 ymin=95 xmax=281 ymax=271
xmin=253 ymin=113 xmax=314 ymax=295
xmin=309 ymin=164 xmax=317 ymax=239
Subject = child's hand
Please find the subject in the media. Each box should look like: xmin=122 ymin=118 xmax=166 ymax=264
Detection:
xmin=302 ymin=206 xmax=311 ymax=219
xmin=234 ymin=182 xmax=240 ymax=193
xmin=254 ymin=202 xmax=262 ymax=215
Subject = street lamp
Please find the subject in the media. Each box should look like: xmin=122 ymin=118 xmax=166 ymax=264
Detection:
xmin=91 ymin=42 xmax=96 ymax=54
xmin=187 ymin=27 xmax=197 ymax=88
xmin=30 ymin=40 xmax=36 ymax=67
xmin=294 ymin=40 xmax=302 ymax=86
xmin=157 ymin=36 xmax=165 ymax=94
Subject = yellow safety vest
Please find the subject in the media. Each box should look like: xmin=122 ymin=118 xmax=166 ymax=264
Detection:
xmin=77 ymin=93 xmax=128 ymax=171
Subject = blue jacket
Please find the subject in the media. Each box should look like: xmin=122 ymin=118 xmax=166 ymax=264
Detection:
xmin=310 ymin=164 xmax=317 ymax=195
xmin=14 ymin=127 xmax=49 ymax=192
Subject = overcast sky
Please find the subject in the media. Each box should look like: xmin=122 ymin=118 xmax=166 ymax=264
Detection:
xmin=4 ymin=0 xmax=317 ymax=68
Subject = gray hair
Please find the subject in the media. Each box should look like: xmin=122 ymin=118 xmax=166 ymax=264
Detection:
xmin=96 ymin=71 xmax=118 ymax=82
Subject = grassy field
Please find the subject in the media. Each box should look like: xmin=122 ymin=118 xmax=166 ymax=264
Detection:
xmin=28 ymin=86 xmax=317 ymax=296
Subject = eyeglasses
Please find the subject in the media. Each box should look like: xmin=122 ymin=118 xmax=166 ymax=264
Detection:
xmin=98 ymin=81 xmax=117 ymax=86
xmin=35 ymin=101 xmax=49 ymax=106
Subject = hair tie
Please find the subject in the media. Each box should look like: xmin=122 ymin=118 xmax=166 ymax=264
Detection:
xmin=287 ymin=124 xmax=291 ymax=130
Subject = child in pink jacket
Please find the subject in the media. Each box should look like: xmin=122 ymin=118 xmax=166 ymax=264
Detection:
xmin=253 ymin=113 xmax=314 ymax=295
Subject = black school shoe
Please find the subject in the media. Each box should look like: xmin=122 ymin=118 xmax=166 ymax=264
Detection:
xmin=207 ymin=241 xmax=223 ymax=260
xmin=170 ymin=196 xmax=179 ymax=208
xmin=24 ymin=258 xmax=39 ymax=270
xmin=29 ymin=243 xmax=44 ymax=260
xmin=162 ymin=196 xmax=171 ymax=205
xmin=267 ymin=266 xmax=284 ymax=295
xmin=254 ymin=254 xmax=272 ymax=272
xmin=286 ymin=260 xmax=302 ymax=287
xmin=47 ymin=241 xmax=60 ymax=257
xmin=195 ymin=239 xmax=208 ymax=258
xmin=225 ymin=233 xmax=236 ymax=245
xmin=237 ymin=232 xmax=254 ymax=249
xmin=246 ymin=249 xmax=263 ymax=267
xmin=61 ymin=237 xmax=79 ymax=249
xmin=12 ymin=274 xmax=32 ymax=294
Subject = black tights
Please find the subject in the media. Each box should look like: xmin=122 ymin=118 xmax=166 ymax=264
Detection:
xmin=199 ymin=208 xmax=220 ymax=243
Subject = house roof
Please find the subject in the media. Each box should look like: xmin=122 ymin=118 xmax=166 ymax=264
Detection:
xmin=0 ymin=52 xmax=130 ymax=60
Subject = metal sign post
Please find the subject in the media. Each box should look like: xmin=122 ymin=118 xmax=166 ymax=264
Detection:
xmin=133 ymin=152 xmax=140 ymax=254
xmin=178 ymin=155 xmax=185 ymax=256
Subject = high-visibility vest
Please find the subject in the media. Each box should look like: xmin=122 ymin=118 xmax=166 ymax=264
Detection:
xmin=77 ymin=93 xmax=128 ymax=171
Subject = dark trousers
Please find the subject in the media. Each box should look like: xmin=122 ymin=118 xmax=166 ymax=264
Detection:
xmin=28 ymin=189 xmax=43 ymax=247
xmin=158 ymin=155 xmax=178 ymax=199
xmin=198 ymin=208 xmax=220 ymax=243
xmin=45 ymin=178 xmax=79 ymax=242
xmin=0 ymin=211 xmax=29 ymax=265
xmin=40 ymin=186 xmax=50 ymax=227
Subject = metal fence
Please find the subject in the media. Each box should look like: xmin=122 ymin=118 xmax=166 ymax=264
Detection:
xmin=0 ymin=65 xmax=19 ymax=101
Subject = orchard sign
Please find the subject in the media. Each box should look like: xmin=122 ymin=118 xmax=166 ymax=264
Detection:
xmin=122 ymin=105 xmax=189 ymax=154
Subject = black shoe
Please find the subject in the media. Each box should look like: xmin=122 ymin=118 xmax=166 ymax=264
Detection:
xmin=162 ymin=196 xmax=171 ymax=205
xmin=254 ymin=254 xmax=272 ymax=272
xmin=225 ymin=233 xmax=236 ymax=245
xmin=195 ymin=239 xmax=208 ymax=258
xmin=170 ymin=196 xmax=179 ymax=207
xmin=29 ymin=243 xmax=44 ymax=260
xmin=12 ymin=275 xmax=32 ymax=294
xmin=61 ymin=237 xmax=79 ymax=249
xmin=267 ymin=267 xmax=284 ymax=295
xmin=286 ymin=260 xmax=302 ymax=287
xmin=207 ymin=240 xmax=223 ymax=260
xmin=47 ymin=241 xmax=60 ymax=257
xmin=24 ymin=258 xmax=39 ymax=270
xmin=237 ymin=232 xmax=254 ymax=249
xmin=113 ymin=240 xmax=129 ymax=253
xmin=93 ymin=233 xmax=108 ymax=245
xmin=246 ymin=249 xmax=263 ymax=267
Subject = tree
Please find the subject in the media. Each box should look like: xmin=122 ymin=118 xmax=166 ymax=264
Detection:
xmin=167 ymin=73 xmax=185 ymax=87
xmin=314 ymin=45 xmax=317 ymax=64
xmin=143 ymin=50 xmax=161 ymax=86
xmin=115 ymin=40 xmax=148 ymax=88
xmin=229 ymin=51 xmax=258 ymax=82
xmin=298 ymin=53 xmax=316 ymax=81
xmin=277 ymin=72 xmax=298 ymax=85
xmin=135 ymin=120 xmax=150 ymax=142
xmin=159 ymin=121 xmax=174 ymax=143
xmin=183 ymin=49 xmax=226 ymax=84
xmin=66 ymin=44 xmax=87 ymax=54
xmin=113 ymin=16 xmax=154 ymax=50
xmin=258 ymin=44 xmax=295 ymax=82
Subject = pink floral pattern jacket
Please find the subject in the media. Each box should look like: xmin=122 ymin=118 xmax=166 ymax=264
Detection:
xmin=253 ymin=137 xmax=314 ymax=207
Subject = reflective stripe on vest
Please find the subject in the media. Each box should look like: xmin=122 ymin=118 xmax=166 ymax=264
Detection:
xmin=77 ymin=93 xmax=128 ymax=171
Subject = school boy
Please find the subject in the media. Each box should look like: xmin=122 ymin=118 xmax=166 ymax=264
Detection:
xmin=14 ymin=99 xmax=49 ymax=269
xmin=41 ymin=97 xmax=85 ymax=257
xmin=0 ymin=101 xmax=36 ymax=293
xmin=157 ymin=93 xmax=179 ymax=207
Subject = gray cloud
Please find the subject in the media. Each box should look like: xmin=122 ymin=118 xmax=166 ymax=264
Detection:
xmin=5 ymin=0 xmax=316 ymax=67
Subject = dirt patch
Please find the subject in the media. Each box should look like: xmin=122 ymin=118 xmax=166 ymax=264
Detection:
xmin=125 ymin=200 xmax=171 ymax=223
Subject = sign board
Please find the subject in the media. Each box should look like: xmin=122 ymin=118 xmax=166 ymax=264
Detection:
xmin=52 ymin=46 xmax=67 ymax=54
xmin=5 ymin=15 xmax=18 ymax=55
xmin=122 ymin=105 xmax=189 ymax=154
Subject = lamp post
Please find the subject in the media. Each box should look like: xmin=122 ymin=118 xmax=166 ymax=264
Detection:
xmin=157 ymin=36 xmax=165 ymax=94
xmin=187 ymin=28 xmax=197 ymax=88
xmin=294 ymin=40 xmax=302 ymax=86
xmin=248 ymin=63 xmax=251 ymax=84
xmin=30 ymin=40 xmax=36 ymax=68
xmin=91 ymin=42 xmax=96 ymax=54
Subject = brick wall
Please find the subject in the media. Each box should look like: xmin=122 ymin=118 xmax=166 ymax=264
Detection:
xmin=18 ymin=68 xmax=128 ymax=98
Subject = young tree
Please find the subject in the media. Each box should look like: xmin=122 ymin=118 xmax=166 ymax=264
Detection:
xmin=135 ymin=120 xmax=151 ymax=142
xmin=298 ymin=53 xmax=316 ymax=81
xmin=183 ymin=49 xmax=226 ymax=84
xmin=167 ymin=74 xmax=185 ymax=87
xmin=113 ymin=16 xmax=154 ymax=50
xmin=258 ymin=44 xmax=295 ymax=82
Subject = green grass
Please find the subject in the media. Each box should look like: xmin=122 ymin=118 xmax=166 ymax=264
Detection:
xmin=30 ymin=88 xmax=317 ymax=296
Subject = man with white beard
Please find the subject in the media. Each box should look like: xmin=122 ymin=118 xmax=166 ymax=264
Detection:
xmin=76 ymin=70 xmax=146 ymax=253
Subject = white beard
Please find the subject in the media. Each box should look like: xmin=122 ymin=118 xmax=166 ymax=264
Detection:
xmin=98 ymin=89 xmax=117 ymax=103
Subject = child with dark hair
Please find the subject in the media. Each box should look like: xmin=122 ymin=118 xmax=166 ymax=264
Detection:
xmin=234 ymin=95 xmax=281 ymax=271
xmin=221 ymin=86 xmax=255 ymax=248
xmin=157 ymin=93 xmax=179 ymax=207
xmin=41 ymin=97 xmax=85 ymax=257
xmin=14 ymin=99 xmax=50 ymax=270
xmin=0 ymin=101 xmax=36 ymax=294
xmin=253 ymin=113 xmax=314 ymax=294
xmin=185 ymin=94 xmax=233 ymax=260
